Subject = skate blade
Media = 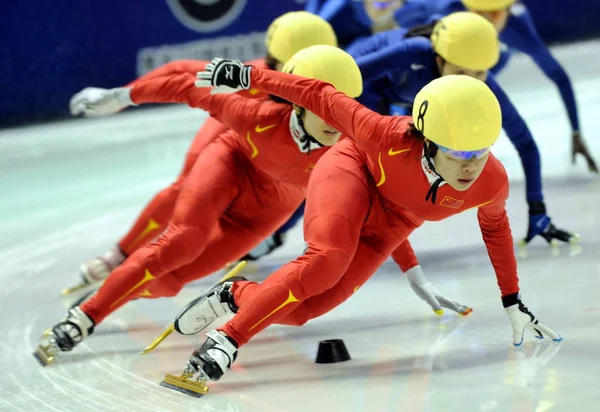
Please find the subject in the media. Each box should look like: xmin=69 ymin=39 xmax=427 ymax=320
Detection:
xmin=140 ymin=260 xmax=246 ymax=355
xmin=61 ymin=281 xmax=97 ymax=296
xmin=159 ymin=373 xmax=209 ymax=398
xmin=33 ymin=344 xmax=55 ymax=367
xmin=220 ymin=260 xmax=246 ymax=282
xmin=140 ymin=323 xmax=175 ymax=355
xmin=141 ymin=261 xmax=246 ymax=354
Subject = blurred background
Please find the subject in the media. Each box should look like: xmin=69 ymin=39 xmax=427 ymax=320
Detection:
xmin=1 ymin=0 xmax=600 ymax=128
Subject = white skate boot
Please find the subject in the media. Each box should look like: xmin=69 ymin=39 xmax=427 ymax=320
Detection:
xmin=159 ymin=329 xmax=238 ymax=397
xmin=187 ymin=330 xmax=238 ymax=381
xmin=33 ymin=306 xmax=95 ymax=366
xmin=174 ymin=277 xmax=246 ymax=335
xmin=62 ymin=246 xmax=126 ymax=296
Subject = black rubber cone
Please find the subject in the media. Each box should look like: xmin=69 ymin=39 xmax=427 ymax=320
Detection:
xmin=315 ymin=339 xmax=351 ymax=364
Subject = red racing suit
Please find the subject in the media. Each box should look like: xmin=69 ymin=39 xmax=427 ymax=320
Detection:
xmin=118 ymin=59 xmax=269 ymax=255
xmin=217 ymin=68 xmax=519 ymax=346
xmin=81 ymin=72 xmax=329 ymax=324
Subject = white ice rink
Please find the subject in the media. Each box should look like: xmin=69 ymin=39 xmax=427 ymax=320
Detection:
xmin=1 ymin=41 xmax=599 ymax=412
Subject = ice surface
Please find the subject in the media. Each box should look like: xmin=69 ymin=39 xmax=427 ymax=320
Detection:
xmin=1 ymin=41 xmax=599 ymax=412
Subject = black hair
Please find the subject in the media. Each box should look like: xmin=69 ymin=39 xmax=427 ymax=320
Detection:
xmin=263 ymin=52 xmax=293 ymax=104
xmin=404 ymin=21 xmax=438 ymax=39
xmin=407 ymin=122 xmax=438 ymax=158
xmin=265 ymin=53 xmax=279 ymax=70
xmin=408 ymin=121 xmax=443 ymax=205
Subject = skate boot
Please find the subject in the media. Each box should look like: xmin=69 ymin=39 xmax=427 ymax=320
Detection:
xmin=174 ymin=277 xmax=246 ymax=335
xmin=188 ymin=330 xmax=238 ymax=381
xmin=33 ymin=306 xmax=95 ymax=366
xmin=159 ymin=330 xmax=238 ymax=397
xmin=62 ymin=246 xmax=126 ymax=296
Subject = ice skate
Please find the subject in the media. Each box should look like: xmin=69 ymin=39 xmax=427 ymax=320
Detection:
xmin=173 ymin=276 xmax=245 ymax=335
xmin=159 ymin=330 xmax=238 ymax=397
xmin=140 ymin=261 xmax=246 ymax=354
xmin=64 ymin=289 xmax=97 ymax=312
xmin=33 ymin=307 xmax=95 ymax=366
xmin=62 ymin=246 xmax=126 ymax=296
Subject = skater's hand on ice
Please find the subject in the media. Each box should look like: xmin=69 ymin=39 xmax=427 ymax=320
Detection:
xmin=502 ymin=293 xmax=562 ymax=346
xmin=522 ymin=215 xmax=580 ymax=245
xmin=195 ymin=58 xmax=252 ymax=94
xmin=70 ymin=87 xmax=134 ymax=117
xmin=405 ymin=266 xmax=472 ymax=316
xmin=572 ymin=131 xmax=599 ymax=173
xmin=520 ymin=201 xmax=579 ymax=249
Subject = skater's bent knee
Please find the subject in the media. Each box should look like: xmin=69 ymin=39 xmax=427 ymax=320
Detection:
xmin=156 ymin=226 xmax=207 ymax=268
xmin=296 ymin=248 xmax=354 ymax=296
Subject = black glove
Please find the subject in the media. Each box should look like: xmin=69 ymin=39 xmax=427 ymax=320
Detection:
xmin=521 ymin=201 xmax=579 ymax=246
xmin=195 ymin=58 xmax=252 ymax=94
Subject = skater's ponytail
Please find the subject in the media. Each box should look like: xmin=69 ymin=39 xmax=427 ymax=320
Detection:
xmin=404 ymin=22 xmax=437 ymax=39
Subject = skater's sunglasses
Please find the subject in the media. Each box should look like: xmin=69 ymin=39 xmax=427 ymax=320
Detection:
xmin=435 ymin=144 xmax=490 ymax=161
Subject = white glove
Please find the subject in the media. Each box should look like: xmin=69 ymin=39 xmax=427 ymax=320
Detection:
xmin=502 ymin=293 xmax=562 ymax=346
xmin=195 ymin=58 xmax=252 ymax=94
xmin=405 ymin=266 xmax=473 ymax=316
xmin=69 ymin=87 xmax=134 ymax=117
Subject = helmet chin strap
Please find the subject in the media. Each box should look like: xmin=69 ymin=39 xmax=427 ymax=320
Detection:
xmin=422 ymin=145 xmax=445 ymax=205
xmin=292 ymin=108 xmax=325 ymax=155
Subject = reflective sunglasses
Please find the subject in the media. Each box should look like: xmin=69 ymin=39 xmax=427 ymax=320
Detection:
xmin=436 ymin=144 xmax=490 ymax=161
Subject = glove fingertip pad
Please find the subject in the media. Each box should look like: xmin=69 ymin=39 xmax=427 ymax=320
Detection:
xmin=460 ymin=308 xmax=473 ymax=316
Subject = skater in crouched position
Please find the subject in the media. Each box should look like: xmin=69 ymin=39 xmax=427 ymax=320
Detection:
xmin=65 ymin=11 xmax=337 ymax=295
xmin=171 ymin=56 xmax=562 ymax=383
xmin=239 ymin=0 xmax=408 ymax=262
xmin=246 ymin=11 xmax=579 ymax=293
xmin=395 ymin=0 xmax=598 ymax=173
xmin=338 ymin=11 xmax=579 ymax=298
xmin=33 ymin=45 xmax=365 ymax=366
xmin=357 ymin=11 xmax=578 ymax=248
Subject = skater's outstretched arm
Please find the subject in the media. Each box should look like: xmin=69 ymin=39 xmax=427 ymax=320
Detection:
xmin=352 ymin=37 xmax=432 ymax=81
xmin=130 ymin=73 xmax=267 ymax=133
xmin=126 ymin=60 xmax=210 ymax=87
xmin=201 ymin=63 xmax=409 ymax=154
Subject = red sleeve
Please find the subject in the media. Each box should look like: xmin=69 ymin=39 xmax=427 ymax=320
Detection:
xmin=391 ymin=240 xmax=420 ymax=272
xmin=126 ymin=60 xmax=209 ymax=88
xmin=249 ymin=68 xmax=406 ymax=154
xmin=477 ymin=181 xmax=519 ymax=297
xmin=130 ymin=73 xmax=263 ymax=134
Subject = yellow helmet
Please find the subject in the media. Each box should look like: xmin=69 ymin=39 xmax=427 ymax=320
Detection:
xmin=265 ymin=12 xmax=338 ymax=63
xmin=431 ymin=12 xmax=500 ymax=71
xmin=412 ymin=75 xmax=501 ymax=151
xmin=282 ymin=45 xmax=363 ymax=98
xmin=462 ymin=0 xmax=516 ymax=12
